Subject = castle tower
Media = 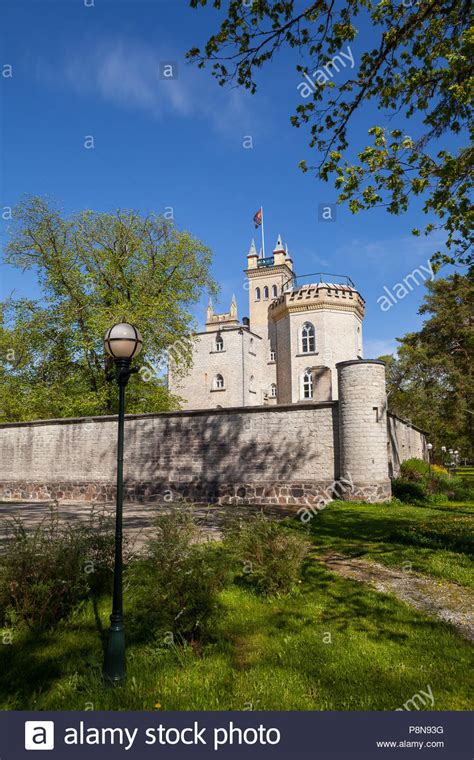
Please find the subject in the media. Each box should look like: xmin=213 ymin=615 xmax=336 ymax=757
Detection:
xmin=337 ymin=359 xmax=391 ymax=501
xmin=268 ymin=277 xmax=365 ymax=403
xmin=245 ymin=235 xmax=293 ymax=338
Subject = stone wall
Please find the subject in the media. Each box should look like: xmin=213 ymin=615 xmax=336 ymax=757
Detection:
xmin=387 ymin=414 xmax=428 ymax=477
xmin=0 ymin=379 xmax=428 ymax=508
xmin=0 ymin=403 xmax=340 ymax=508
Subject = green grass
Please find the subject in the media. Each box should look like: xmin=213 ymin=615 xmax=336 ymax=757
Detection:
xmin=304 ymin=500 xmax=474 ymax=590
xmin=0 ymin=499 xmax=472 ymax=711
xmin=454 ymin=466 xmax=474 ymax=482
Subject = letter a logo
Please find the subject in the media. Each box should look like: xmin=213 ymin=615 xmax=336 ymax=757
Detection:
xmin=25 ymin=721 xmax=55 ymax=750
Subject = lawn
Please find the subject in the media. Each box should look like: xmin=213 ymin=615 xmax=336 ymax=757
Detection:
xmin=0 ymin=499 xmax=472 ymax=711
xmin=304 ymin=500 xmax=474 ymax=590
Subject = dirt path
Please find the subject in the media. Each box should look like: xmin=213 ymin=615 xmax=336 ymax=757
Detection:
xmin=321 ymin=552 xmax=474 ymax=642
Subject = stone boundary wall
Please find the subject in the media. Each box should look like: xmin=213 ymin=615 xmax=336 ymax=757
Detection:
xmin=0 ymin=401 xmax=427 ymax=508
xmin=387 ymin=413 xmax=428 ymax=477
xmin=0 ymin=403 xmax=340 ymax=508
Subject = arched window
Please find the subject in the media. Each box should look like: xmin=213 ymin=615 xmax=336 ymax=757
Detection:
xmin=270 ymin=383 xmax=277 ymax=398
xmin=255 ymin=287 xmax=261 ymax=301
xmin=249 ymin=374 xmax=255 ymax=391
xmin=215 ymin=334 xmax=224 ymax=352
xmin=214 ymin=374 xmax=224 ymax=390
xmin=272 ymin=285 xmax=278 ymax=298
xmin=302 ymin=369 xmax=313 ymax=399
xmin=301 ymin=322 xmax=316 ymax=353
xmin=263 ymin=286 xmax=269 ymax=300
xmin=249 ymin=337 xmax=254 ymax=353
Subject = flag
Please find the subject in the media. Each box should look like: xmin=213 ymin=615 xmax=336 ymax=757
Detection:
xmin=253 ymin=208 xmax=262 ymax=228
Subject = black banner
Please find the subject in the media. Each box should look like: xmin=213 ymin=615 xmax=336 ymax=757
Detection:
xmin=0 ymin=711 xmax=472 ymax=758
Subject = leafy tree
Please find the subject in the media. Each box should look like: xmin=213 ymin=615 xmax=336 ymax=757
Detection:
xmin=380 ymin=271 xmax=473 ymax=458
xmin=188 ymin=0 xmax=473 ymax=268
xmin=0 ymin=196 xmax=217 ymax=421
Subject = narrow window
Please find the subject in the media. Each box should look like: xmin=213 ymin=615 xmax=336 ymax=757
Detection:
xmin=270 ymin=350 xmax=276 ymax=362
xmin=270 ymin=383 xmax=277 ymax=398
xmin=272 ymin=285 xmax=278 ymax=298
xmin=214 ymin=374 xmax=224 ymax=390
xmin=302 ymin=369 xmax=313 ymax=399
xmin=249 ymin=374 xmax=255 ymax=391
xmin=255 ymin=286 xmax=261 ymax=301
xmin=301 ymin=322 xmax=315 ymax=353
xmin=249 ymin=337 xmax=254 ymax=353
xmin=263 ymin=286 xmax=269 ymax=300
xmin=215 ymin=334 xmax=224 ymax=352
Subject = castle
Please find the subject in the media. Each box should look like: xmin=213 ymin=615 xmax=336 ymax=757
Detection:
xmin=169 ymin=235 xmax=365 ymax=409
xmin=0 ymin=234 xmax=428 ymax=507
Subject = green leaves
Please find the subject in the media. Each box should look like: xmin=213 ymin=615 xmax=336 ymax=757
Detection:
xmin=384 ymin=271 xmax=474 ymax=457
xmin=0 ymin=196 xmax=217 ymax=421
xmin=188 ymin=0 xmax=473 ymax=267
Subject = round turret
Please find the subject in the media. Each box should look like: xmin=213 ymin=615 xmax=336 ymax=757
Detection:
xmin=337 ymin=359 xmax=391 ymax=501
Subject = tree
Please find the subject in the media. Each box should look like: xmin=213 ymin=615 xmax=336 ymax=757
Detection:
xmin=0 ymin=196 xmax=217 ymax=421
xmin=188 ymin=0 xmax=473 ymax=268
xmin=380 ymin=271 xmax=473 ymax=458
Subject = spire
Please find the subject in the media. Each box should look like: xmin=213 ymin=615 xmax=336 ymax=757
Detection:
xmin=259 ymin=246 xmax=264 ymax=258
xmin=285 ymin=243 xmax=289 ymax=255
xmin=206 ymin=297 xmax=213 ymax=320
xmin=230 ymin=294 xmax=237 ymax=318
xmin=273 ymin=234 xmax=284 ymax=253
xmin=247 ymin=238 xmax=258 ymax=258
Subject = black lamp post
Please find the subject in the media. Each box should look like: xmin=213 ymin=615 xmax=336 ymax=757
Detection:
xmin=103 ymin=322 xmax=143 ymax=685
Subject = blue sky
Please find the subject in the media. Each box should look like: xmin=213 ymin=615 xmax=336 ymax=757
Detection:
xmin=0 ymin=0 xmax=454 ymax=357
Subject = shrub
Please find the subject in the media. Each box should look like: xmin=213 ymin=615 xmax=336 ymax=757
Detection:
xmin=126 ymin=509 xmax=229 ymax=644
xmin=223 ymin=512 xmax=312 ymax=596
xmin=400 ymin=458 xmax=430 ymax=481
xmin=396 ymin=458 xmax=474 ymax=502
xmin=391 ymin=479 xmax=427 ymax=504
xmin=0 ymin=507 xmax=117 ymax=630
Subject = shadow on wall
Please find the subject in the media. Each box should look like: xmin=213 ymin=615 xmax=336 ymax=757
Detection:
xmin=123 ymin=408 xmax=339 ymax=506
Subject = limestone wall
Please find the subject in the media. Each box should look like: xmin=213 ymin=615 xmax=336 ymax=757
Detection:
xmin=0 ymin=393 xmax=427 ymax=508
xmin=0 ymin=403 xmax=339 ymax=508
xmin=387 ymin=414 xmax=428 ymax=477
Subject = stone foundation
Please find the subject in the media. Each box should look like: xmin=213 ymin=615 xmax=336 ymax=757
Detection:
xmin=0 ymin=479 xmax=350 ymax=508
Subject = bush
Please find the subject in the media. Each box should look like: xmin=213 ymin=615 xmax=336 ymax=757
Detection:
xmin=400 ymin=458 xmax=430 ymax=481
xmin=126 ymin=509 xmax=229 ymax=644
xmin=391 ymin=479 xmax=427 ymax=504
xmin=223 ymin=512 xmax=311 ymax=596
xmin=396 ymin=458 xmax=474 ymax=502
xmin=0 ymin=507 xmax=117 ymax=630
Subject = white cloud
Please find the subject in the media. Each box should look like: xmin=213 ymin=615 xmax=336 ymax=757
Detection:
xmin=35 ymin=38 xmax=257 ymax=135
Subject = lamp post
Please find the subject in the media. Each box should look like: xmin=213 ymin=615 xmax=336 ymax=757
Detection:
xmin=103 ymin=322 xmax=143 ymax=685
xmin=427 ymin=442 xmax=433 ymax=483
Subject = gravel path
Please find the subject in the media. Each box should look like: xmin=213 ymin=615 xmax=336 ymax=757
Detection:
xmin=0 ymin=500 xmax=281 ymax=551
xmin=321 ymin=551 xmax=474 ymax=642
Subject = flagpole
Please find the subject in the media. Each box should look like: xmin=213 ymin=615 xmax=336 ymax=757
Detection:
xmin=261 ymin=206 xmax=266 ymax=258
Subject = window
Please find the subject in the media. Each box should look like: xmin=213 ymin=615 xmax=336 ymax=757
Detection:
xmin=249 ymin=374 xmax=255 ymax=391
xmin=302 ymin=369 xmax=313 ymax=399
xmin=270 ymin=383 xmax=277 ymax=398
xmin=269 ymin=350 xmax=276 ymax=362
xmin=255 ymin=287 xmax=261 ymax=301
xmin=301 ymin=322 xmax=316 ymax=353
xmin=249 ymin=337 xmax=254 ymax=353
xmin=215 ymin=334 xmax=224 ymax=352
xmin=272 ymin=285 xmax=278 ymax=298
xmin=213 ymin=374 xmax=224 ymax=390
xmin=263 ymin=286 xmax=269 ymax=300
